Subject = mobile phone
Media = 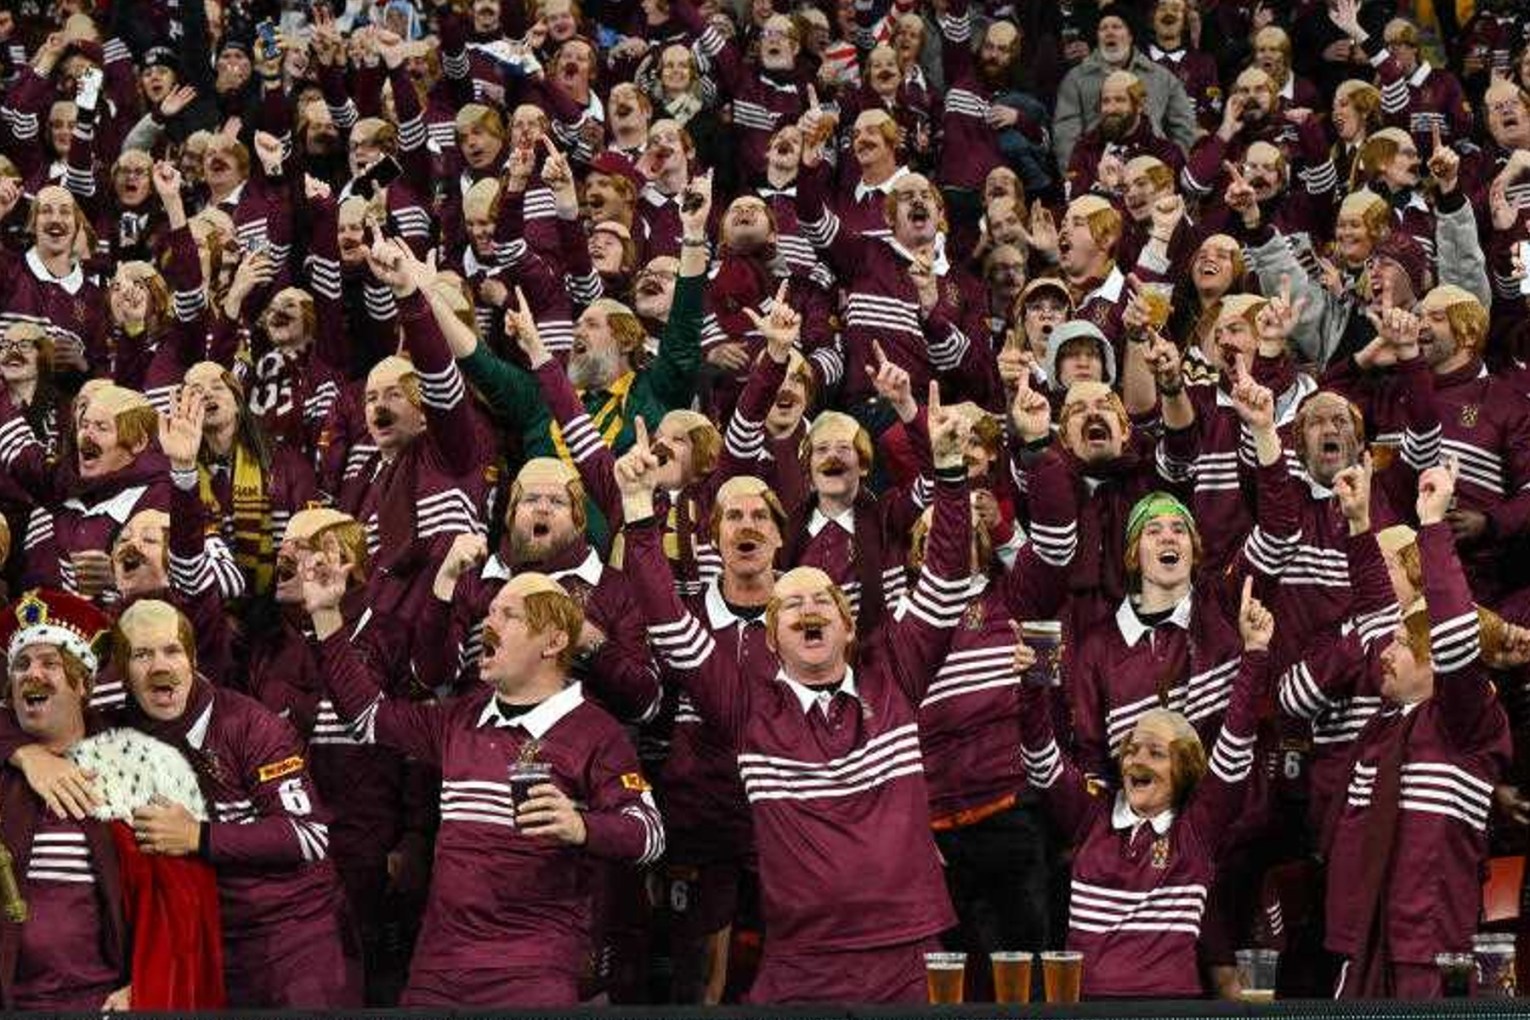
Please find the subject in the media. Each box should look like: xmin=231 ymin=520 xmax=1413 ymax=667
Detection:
xmin=244 ymin=236 xmax=269 ymax=256
xmin=1519 ymin=241 xmax=1530 ymax=297
xmin=595 ymin=25 xmax=621 ymax=50
xmin=353 ymin=154 xmax=402 ymax=199
xmin=257 ymin=20 xmax=280 ymax=60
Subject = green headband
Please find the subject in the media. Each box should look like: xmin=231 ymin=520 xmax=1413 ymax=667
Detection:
xmin=1126 ymin=491 xmax=1196 ymax=548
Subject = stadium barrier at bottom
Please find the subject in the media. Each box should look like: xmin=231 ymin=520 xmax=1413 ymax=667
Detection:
xmin=40 ymin=1002 xmax=1530 ymax=1020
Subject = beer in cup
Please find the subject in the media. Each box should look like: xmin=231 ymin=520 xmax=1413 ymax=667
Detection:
xmin=1020 ymin=621 xmax=1063 ymax=687
xmin=1140 ymin=282 xmax=1173 ymax=329
xmin=924 ymin=952 xmax=965 ymax=1004
xmin=1041 ymin=950 xmax=1082 ymax=1003
xmin=509 ymin=760 xmax=555 ymax=822
xmin=990 ymin=951 xmax=1032 ymax=1003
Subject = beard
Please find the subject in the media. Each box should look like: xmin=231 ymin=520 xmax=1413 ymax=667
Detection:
xmin=510 ymin=526 xmax=578 ymax=566
xmin=568 ymin=345 xmax=622 ymax=390
xmin=1099 ymin=113 xmax=1133 ymax=141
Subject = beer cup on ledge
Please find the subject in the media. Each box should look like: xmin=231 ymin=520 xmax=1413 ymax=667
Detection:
xmin=924 ymin=952 xmax=966 ymax=1004
xmin=1436 ymin=952 xmax=1475 ymax=998
xmin=1041 ymin=950 xmax=1083 ymax=1003
xmin=1234 ymin=948 xmax=1279 ymax=1002
xmin=1473 ymin=933 xmax=1517 ymax=998
xmin=990 ymin=951 xmax=1032 ymax=1003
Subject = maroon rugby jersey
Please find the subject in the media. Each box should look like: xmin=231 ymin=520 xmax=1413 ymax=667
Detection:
xmin=6 ymin=810 xmax=121 ymax=1009
xmin=1020 ymin=651 xmax=1270 ymax=998
xmin=316 ymin=642 xmax=663 ymax=1000
xmin=625 ymin=468 xmax=972 ymax=989
xmin=1275 ymin=529 xmax=1400 ymax=834
xmin=1325 ymin=524 xmax=1511 ymax=966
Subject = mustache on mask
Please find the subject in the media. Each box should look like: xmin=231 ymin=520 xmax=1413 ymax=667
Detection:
xmin=1081 ymin=413 xmax=1114 ymax=439
xmin=276 ymin=558 xmax=299 ymax=582
xmin=817 ymin=456 xmax=851 ymax=476
xmin=651 ymin=441 xmax=674 ymax=466
xmin=17 ymin=679 xmax=54 ymax=700
xmin=733 ymin=528 xmax=770 ymax=548
xmin=115 ymin=545 xmax=147 ymax=572
xmin=146 ymin=670 xmax=181 ymax=690
xmin=372 ymin=407 xmax=397 ymax=428
xmin=1124 ymin=764 xmax=1157 ymax=784
xmin=791 ymin=613 xmax=832 ymax=633
xmin=78 ymin=437 xmax=103 ymax=459
xmin=482 ymin=624 xmax=502 ymax=655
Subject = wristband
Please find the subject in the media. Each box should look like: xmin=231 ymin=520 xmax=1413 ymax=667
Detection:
xmin=1159 ymin=377 xmax=1184 ymax=397
xmin=680 ymin=237 xmax=709 ymax=248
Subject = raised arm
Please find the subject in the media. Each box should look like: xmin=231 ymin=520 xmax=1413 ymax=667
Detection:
xmin=368 ymin=239 xmax=481 ymax=478
xmin=1181 ymin=580 xmax=1273 ymax=850
xmin=307 ymin=550 xmax=450 ymax=766
xmin=1018 ymin=679 xmax=1106 ymax=842
xmin=615 ymin=417 xmax=751 ymax=741
xmin=1278 ymin=465 xmax=1400 ymax=720
xmin=645 ymin=172 xmax=710 ymax=411
xmin=884 ymin=383 xmax=972 ymax=702
xmin=1415 ymin=462 xmax=1503 ymax=748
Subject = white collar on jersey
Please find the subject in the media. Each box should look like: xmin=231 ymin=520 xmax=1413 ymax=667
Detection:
xmin=63 ymin=484 xmax=149 ymax=521
xmin=777 ymin=667 xmax=859 ymax=714
xmin=1079 ymin=265 xmax=1126 ymax=307
xmin=25 ymin=247 xmax=85 ymax=295
xmin=1115 ymin=592 xmax=1194 ymax=647
xmin=1111 ymin=791 xmax=1175 ymax=834
xmin=476 ymin=681 xmax=585 ymax=735
xmin=549 ymin=547 xmax=605 ymax=587
xmin=808 ymin=503 xmax=857 ymax=537
xmin=1148 ymin=43 xmax=1186 ymax=63
xmin=185 ymin=699 xmax=215 ymax=750
xmin=854 ymin=164 xmax=911 ymax=204
xmin=483 ymin=547 xmax=603 ymax=586
xmin=1408 ymin=61 xmax=1433 ymax=88
xmin=705 ymin=580 xmax=768 ymax=630
xmin=217 ymin=180 xmax=247 ymax=209
xmin=885 ymin=232 xmax=951 ymax=276
xmin=642 ymin=182 xmax=682 ymax=207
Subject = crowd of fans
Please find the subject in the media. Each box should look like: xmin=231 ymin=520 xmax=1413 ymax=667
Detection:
xmin=2 ymin=0 xmax=1530 ymax=1008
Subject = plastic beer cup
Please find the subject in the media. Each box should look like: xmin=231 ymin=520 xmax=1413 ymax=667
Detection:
xmin=990 ymin=951 xmax=1032 ymax=1003
xmin=1041 ymin=950 xmax=1082 ymax=1003
xmin=924 ymin=952 xmax=966 ymax=1004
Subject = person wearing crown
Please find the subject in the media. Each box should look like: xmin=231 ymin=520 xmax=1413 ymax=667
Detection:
xmin=0 ymin=588 xmax=223 ymax=1010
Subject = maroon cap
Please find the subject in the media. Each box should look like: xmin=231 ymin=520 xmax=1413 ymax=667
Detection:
xmin=587 ymin=151 xmax=644 ymax=192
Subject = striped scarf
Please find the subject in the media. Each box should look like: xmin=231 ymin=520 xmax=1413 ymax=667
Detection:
xmin=550 ymin=372 xmax=636 ymax=466
xmin=199 ymin=444 xmax=273 ymax=595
